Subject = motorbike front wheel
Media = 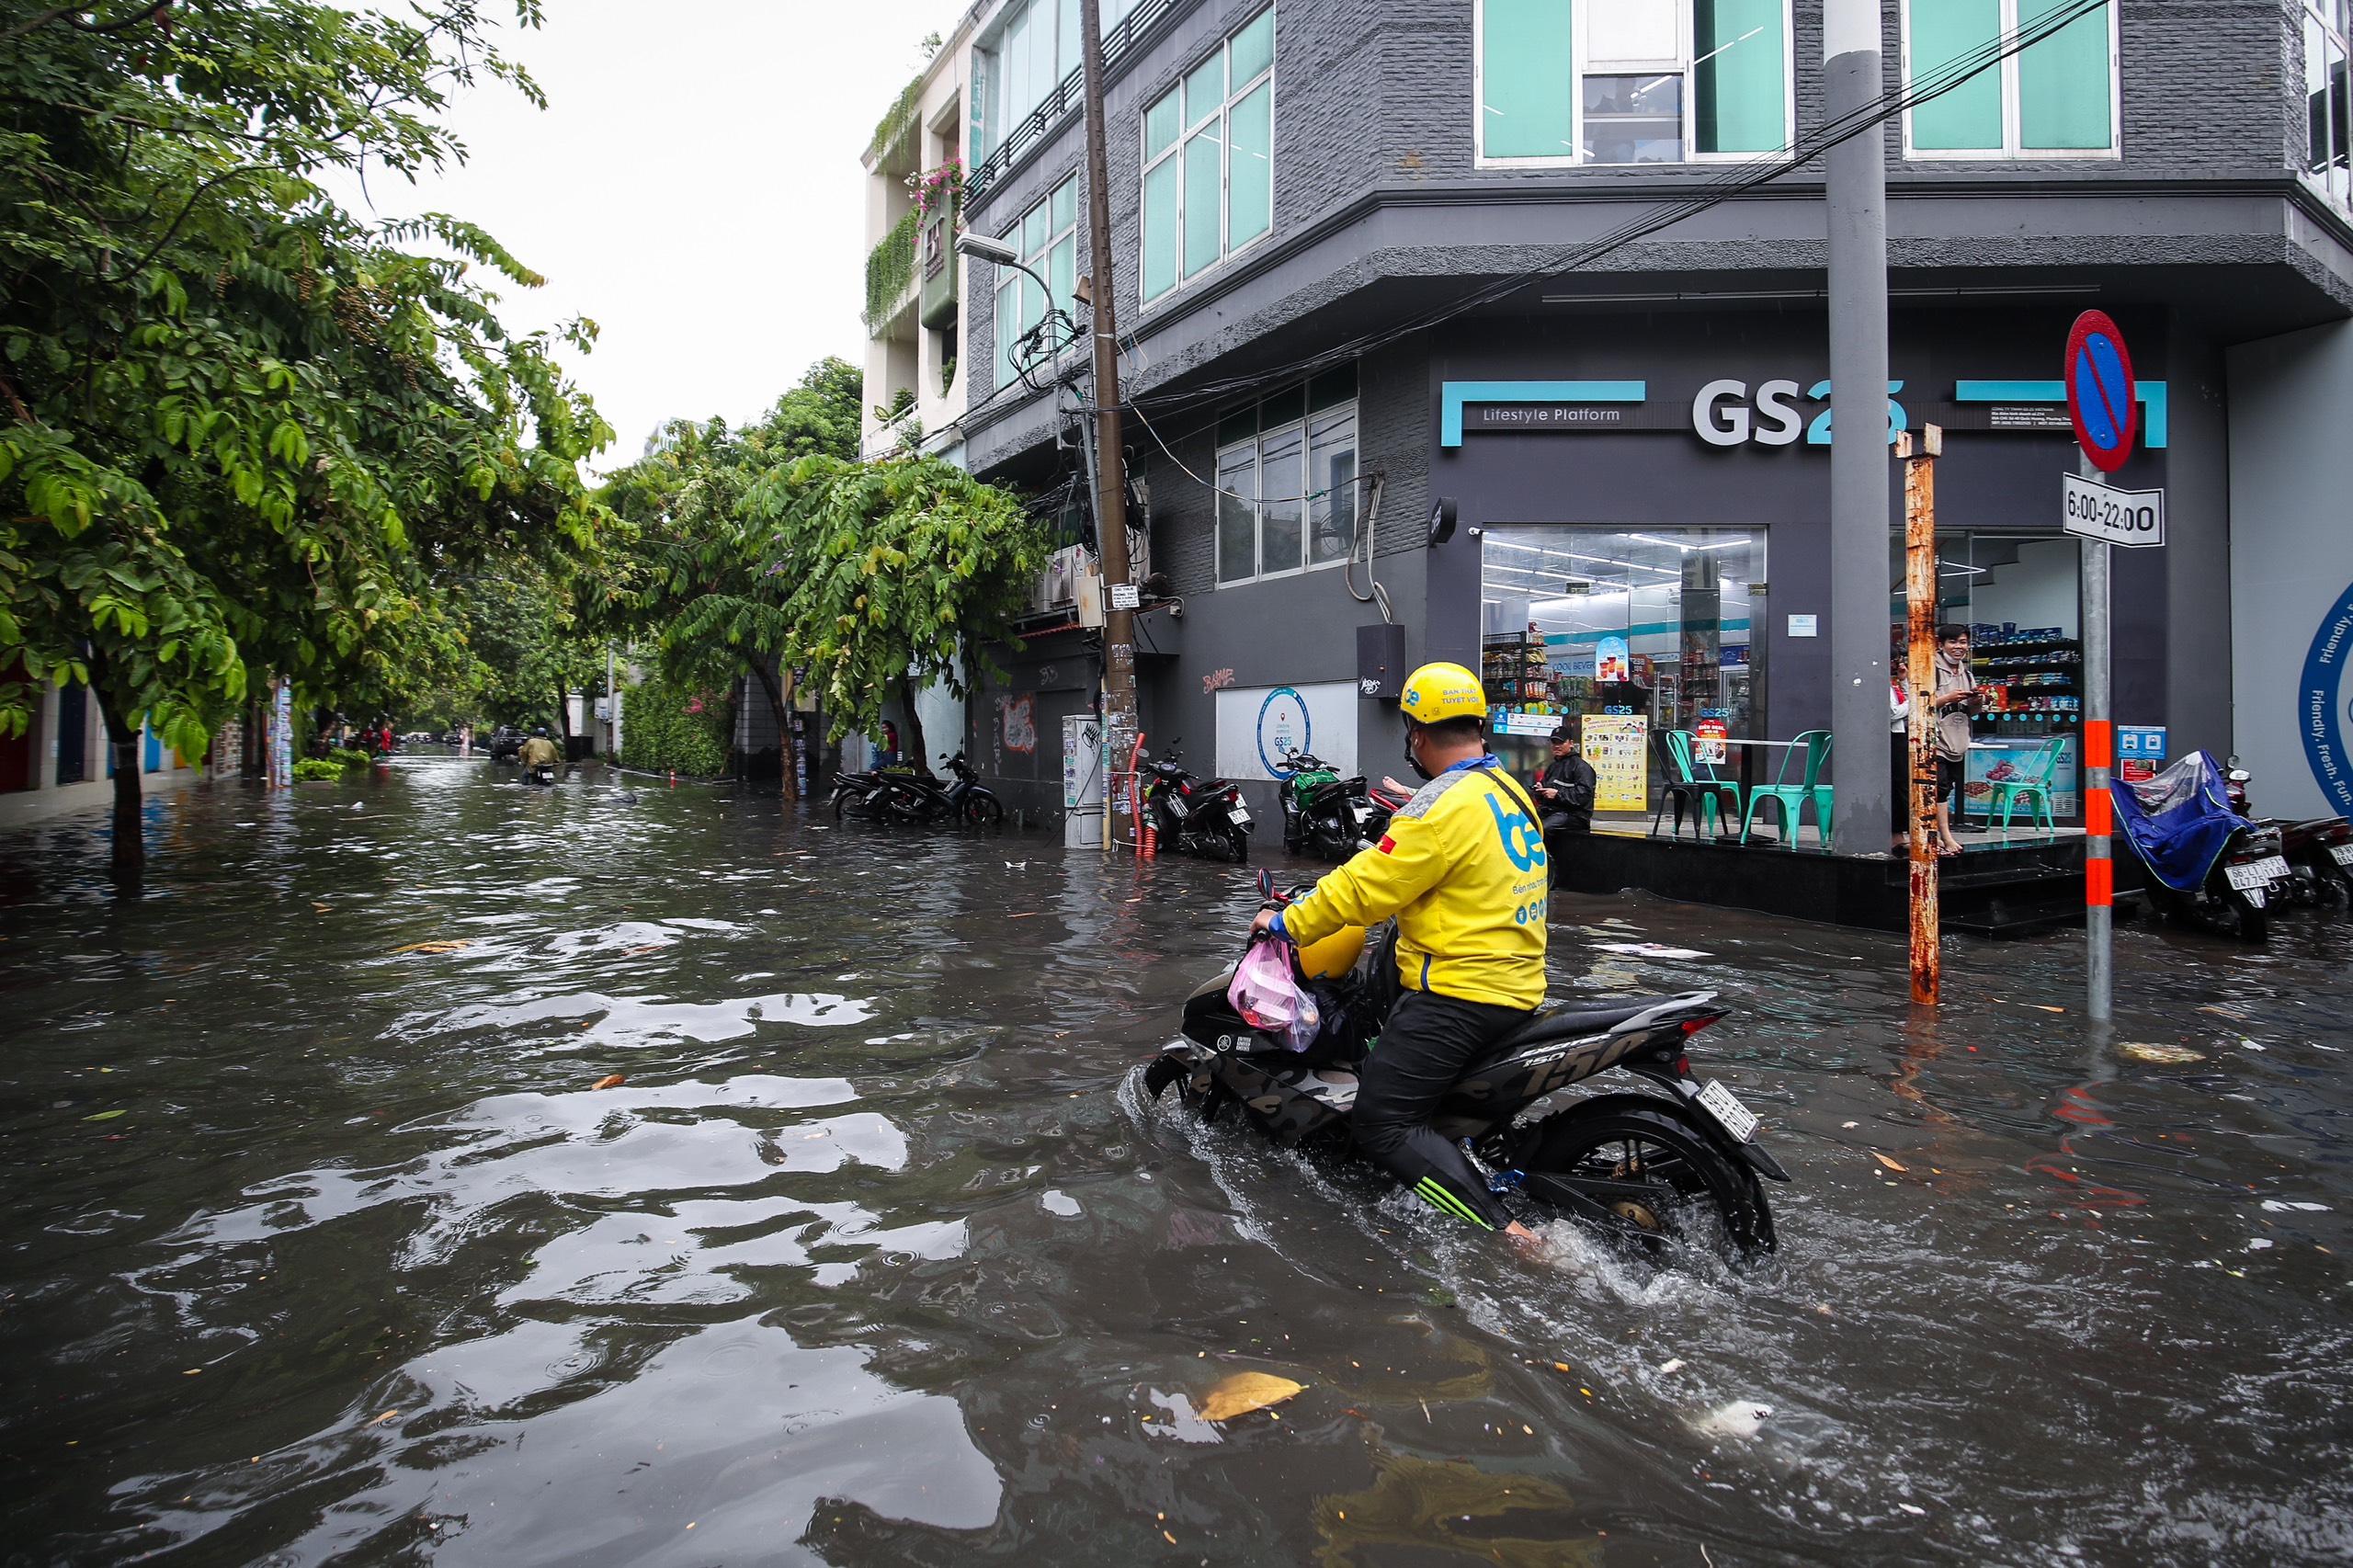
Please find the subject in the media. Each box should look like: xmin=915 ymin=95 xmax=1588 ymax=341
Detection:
xmin=962 ymin=790 xmax=1005 ymax=827
xmin=1514 ymin=1096 xmax=1773 ymax=1260
xmin=1227 ymin=824 xmax=1251 ymax=864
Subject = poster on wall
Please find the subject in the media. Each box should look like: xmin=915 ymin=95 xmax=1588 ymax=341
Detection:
xmin=1595 ymin=635 xmax=1631 ymax=685
xmin=1582 ymin=713 xmax=1649 ymax=812
xmin=268 ymin=680 xmax=293 ymax=790
xmin=1215 ymin=682 xmax=1358 ymax=781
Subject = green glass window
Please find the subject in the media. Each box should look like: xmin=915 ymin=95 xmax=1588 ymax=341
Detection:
xmin=1232 ymin=7 xmax=1276 ymax=84
xmin=1905 ymin=0 xmax=2114 ymax=157
xmin=1228 ymin=82 xmax=1273 ymax=249
xmin=1145 ymin=88 xmax=1180 ymax=158
xmin=1907 ymin=0 xmax=2002 ymax=151
xmin=1694 ymin=0 xmax=1787 ymax=153
xmin=1142 ymin=157 xmax=1179 ymax=299
xmin=1186 ymin=53 xmax=1225 ymax=127
xmin=992 ymin=176 xmax=1080 ymax=391
xmin=1482 ymin=0 xmax=1577 ymax=159
xmin=2018 ymin=0 xmax=2112 ymax=149
xmin=1182 ymin=124 xmax=1222 ymax=278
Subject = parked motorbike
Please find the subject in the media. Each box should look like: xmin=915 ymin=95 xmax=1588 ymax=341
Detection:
xmin=2222 ymin=759 xmax=2353 ymax=909
xmin=1141 ymin=749 xmax=1253 ymax=862
xmin=1276 ymin=747 xmax=1382 ymax=859
xmin=832 ymin=752 xmax=1004 ymax=826
xmin=1141 ymin=873 xmax=1786 ymax=1259
xmin=2113 ymin=751 xmax=2290 ymax=940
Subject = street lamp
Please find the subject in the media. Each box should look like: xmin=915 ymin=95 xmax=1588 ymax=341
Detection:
xmin=953 ymin=230 xmax=1051 ymax=301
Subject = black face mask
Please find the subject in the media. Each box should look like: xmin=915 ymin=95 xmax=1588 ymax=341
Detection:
xmin=1404 ymin=728 xmax=1432 ymax=782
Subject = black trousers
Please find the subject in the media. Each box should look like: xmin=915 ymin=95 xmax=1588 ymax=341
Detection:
xmin=1355 ymin=988 xmax=1531 ymax=1230
xmin=1543 ymin=823 xmax=1586 ymax=888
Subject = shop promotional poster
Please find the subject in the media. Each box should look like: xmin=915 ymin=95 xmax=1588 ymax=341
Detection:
xmin=1581 ymin=713 xmax=1649 ymax=812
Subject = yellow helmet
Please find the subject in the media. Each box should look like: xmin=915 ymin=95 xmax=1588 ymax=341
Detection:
xmin=1398 ymin=661 xmax=1487 ymax=724
xmin=1296 ymin=923 xmax=1366 ymax=981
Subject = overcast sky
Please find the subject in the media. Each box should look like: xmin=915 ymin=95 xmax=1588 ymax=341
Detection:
xmin=345 ymin=0 xmax=968 ymax=472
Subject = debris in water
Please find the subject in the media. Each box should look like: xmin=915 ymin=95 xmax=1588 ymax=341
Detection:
xmin=1593 ymin=942 xmax=1711 ymax=960
xmin=1689 ymin=1401 xmax=1774 ymax=1441
xmin=392 ymin=940 xmax=471 ymax=954
xmin=2260 ymin=1200 xmax=2331 ymax=1212
xmin=1199 ymin=1372 xmax=1303 ymax=1422
xmin=2119 ymin=1042 xmax=2205 ymax=1064
xmin=1873 ymin=1153 xmax=1908 ymax=1173
xmin=1658 ymin=1358 xmax=1687 ymax=1375
xmin=590 ymin=1074 xmax=627 ymax=1091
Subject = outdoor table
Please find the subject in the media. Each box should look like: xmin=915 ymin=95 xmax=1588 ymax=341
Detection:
xmin=1709 ymin=736 xmax=1803 ymax=801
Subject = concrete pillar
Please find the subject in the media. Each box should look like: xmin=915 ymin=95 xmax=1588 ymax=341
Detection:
xmin=1824 ymin=0 xmax=1893 ymax=855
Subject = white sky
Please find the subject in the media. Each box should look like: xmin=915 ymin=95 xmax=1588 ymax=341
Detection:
xmin=344 ymin=0 xmax=968 ymax=472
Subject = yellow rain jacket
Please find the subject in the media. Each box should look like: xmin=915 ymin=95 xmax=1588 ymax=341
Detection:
xmin=1278 ymin=758 xmax=1550 ymax=1009
xmin=517 ymin=735 xmax=562 ymax=767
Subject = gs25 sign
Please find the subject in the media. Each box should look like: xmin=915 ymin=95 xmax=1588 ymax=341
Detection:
xmin=1691 ymin=379 xmax=1908 ymax=448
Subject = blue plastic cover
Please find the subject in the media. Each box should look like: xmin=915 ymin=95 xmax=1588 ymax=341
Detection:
xmin=2110 ymin=751 xmax=2248 ymax=892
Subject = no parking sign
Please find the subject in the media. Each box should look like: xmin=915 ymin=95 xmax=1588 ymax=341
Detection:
xmin=2065 ymin=311 xmax=2137 ymax=472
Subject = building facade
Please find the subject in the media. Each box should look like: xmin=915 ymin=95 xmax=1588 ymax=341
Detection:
xmin=930 ymin=0 xmax=2353 ymax=828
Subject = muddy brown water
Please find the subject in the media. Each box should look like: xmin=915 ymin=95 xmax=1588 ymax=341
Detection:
xmin=4 ymin=758 xmax=2350 ymax=1566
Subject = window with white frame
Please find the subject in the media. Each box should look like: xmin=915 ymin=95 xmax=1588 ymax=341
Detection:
xmin=1901 ymin=0 xmax=2118 ymax=158
xmin=993 ymin=176 xmax=1078 ymax=392
xmin=1476 ymin=0 xmax=1791 ymax=165
xmin=2307 ymin=2 xmax=2351 ymax=208
xmin=1213 ymin=369 xmax=1358 ymax=586
xmin=1141 ymin=6 xmax=1274 ymax=302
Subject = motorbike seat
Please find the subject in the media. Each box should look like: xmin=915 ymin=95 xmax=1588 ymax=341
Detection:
xmin=1491 ymin=996 xmax=1681 ymax=1050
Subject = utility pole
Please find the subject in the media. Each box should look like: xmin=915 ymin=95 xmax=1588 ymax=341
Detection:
xmin=1899 ymin=426 xmax=1942 ymax=1005
xmin=1824 ymin=0 xmax=1892 ymax=856
xmin=1078 ymin=0 xmax=1139 ymax=845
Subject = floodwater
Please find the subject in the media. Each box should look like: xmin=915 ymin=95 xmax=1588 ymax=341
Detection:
xmin=4 ymin=758 xmax=2351 ymax=1567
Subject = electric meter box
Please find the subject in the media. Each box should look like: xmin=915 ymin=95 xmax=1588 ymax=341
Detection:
xmin=1357 ymin=623 xmax=1407 ymax=699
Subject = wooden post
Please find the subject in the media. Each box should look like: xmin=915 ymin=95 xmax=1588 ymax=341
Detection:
xmin=1902 ymin=426 xmax=1943 ymax=1006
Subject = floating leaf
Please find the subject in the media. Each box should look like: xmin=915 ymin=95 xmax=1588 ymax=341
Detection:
xmin=1872 ymin=1153 xmax=1908 ymax=1173
xmin=590 ymin=1074 xmax=627 ymax=1091
xmin=392 ymin=940 xmax=471 ymax=954
xmin=84 ymin=1109 xmax=126 ymax=1121
xmin=1199 ymin=1371 xmax=1304 ymax=1423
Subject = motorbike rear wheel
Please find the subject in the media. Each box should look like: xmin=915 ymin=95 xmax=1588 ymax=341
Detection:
xmin=962 ymin=790 xmax=1005 ymax=827
xmin=1227 ymin=825 xmax=1251 ymax=864
xmin=1514 ymin=1096 xmax=1773 ymax=1259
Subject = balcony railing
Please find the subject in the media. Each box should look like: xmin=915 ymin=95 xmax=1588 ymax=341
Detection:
xmin=966 ymin=0 xmax=1180 ymax=207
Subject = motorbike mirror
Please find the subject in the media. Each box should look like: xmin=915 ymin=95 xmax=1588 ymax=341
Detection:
xmin=1256 ymin=868 xmax=1275 ymax=900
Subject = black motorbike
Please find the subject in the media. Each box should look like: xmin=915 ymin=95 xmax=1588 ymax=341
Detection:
xmin=1142 ymin=878 xmax=1787 ymax=1259
xmin=832 ymin=752 xmax=1004 ymax=827
xmin=1275 ymin=747 xmax=1383 ymax=860
xmin=2223 ymin=759 xmax=2353 ymax=910
xmin=1142 ymin=750 xmax=1253 ymax=862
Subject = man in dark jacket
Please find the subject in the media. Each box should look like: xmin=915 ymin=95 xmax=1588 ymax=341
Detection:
xmin=1532 ymin=722 xmax=1597 ymax=882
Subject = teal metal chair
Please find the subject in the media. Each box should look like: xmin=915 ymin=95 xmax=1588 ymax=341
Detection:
xmin=1654 ymin=729 xmax=1742 ymax=840
xmin=1988 ymin=733 xmax=2070 ymax=831
xmin=1740 ymin=729 xmax=1834 ymax=847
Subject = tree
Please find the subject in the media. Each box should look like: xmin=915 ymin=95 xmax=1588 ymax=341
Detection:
xmin=733 ymin=453 xmax=1047 ymax=770
xmin=599 ymin=359 xmax=864 ymax=797
xmin=0 ymin=0 xmax=609 ymax=873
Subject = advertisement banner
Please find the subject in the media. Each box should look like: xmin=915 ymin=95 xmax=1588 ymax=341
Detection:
xmin=1214 ymin=682 xmax=1358 ymax=781
xmin=1581 ymin=713 xmax=1649 ymax=812
xmin=1595 ymin=635 xmax=1631 ymax=685
xmin=268 ymin=680 xmax=293 ymax=790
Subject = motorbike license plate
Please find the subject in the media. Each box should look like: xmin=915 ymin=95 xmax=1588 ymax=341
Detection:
xmin=2332 ymin=844 xmax=2353 ymax=867
xmin=2225 ymin=856 xmax=2290 ymax=892
xmin=1228 ymin=805 xmax=1253 ymax=828
xmin=1693 ymin=1080 xmax=1759 ymax=1143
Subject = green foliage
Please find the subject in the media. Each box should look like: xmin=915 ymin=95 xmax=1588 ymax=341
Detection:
xmin=0 ymin=0 xmax=613 ymax=773
xmin=291 ymin=756 xmax=343 ymax=781
xmin=617 ymin=669 xmax=729 ymax=778
xmin=868 ymin=73 xmax=926 ymax=165
xmin=328 ymin=746 xmax=374 ymax=767
xmin=864 ymin=210 xmax=920 ymax=333
xmin=733 ymin=453 xmax=1047 ymax=744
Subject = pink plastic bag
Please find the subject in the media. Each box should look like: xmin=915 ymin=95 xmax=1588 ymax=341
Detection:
xmin=1228 ymin=937 xmax=1321 ymax=1051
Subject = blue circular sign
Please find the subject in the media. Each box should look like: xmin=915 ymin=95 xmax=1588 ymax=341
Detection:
xmin=2065 ymin=309 xmax=2136 ymax=473
xmin=2300 ymin=579 xmax=2353 ymax=816
xmin=1257 ymin=687 xmax=1311 ymax=778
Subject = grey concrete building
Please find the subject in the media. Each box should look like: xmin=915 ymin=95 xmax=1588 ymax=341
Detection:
xmin=941 ymin=0 xmax=2353 ymax=831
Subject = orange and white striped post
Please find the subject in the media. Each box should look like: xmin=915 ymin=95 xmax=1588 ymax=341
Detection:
xmin=2082 ymin=452 xmax=2113 ymax=1023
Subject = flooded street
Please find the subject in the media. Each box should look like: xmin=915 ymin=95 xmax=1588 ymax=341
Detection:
xmin=6 ymin=757 xmax=2352 ymax=1566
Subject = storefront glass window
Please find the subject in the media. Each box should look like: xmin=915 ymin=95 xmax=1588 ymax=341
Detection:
xmin=1480 ymin=526 xmax=1765 ymax=794
xmin=1889 ymin=530 xmax=2085 ymax=820
xmin=1902 ymin=0 xmax=2117 ymax=158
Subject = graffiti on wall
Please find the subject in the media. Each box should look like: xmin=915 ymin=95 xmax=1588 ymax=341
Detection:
xmin=999 ymin=695 xmax=1038 ymax=755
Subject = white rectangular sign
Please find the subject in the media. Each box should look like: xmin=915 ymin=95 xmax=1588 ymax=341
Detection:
xmin=1215 ymin=681 xmax=1358 ymax=782
xmin=2063 ymin=472 xmax=2165 ymax=548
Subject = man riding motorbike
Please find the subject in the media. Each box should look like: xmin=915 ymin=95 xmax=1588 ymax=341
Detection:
xmin=517 ymin=727 xmax=562 ymax=771
xmin=1250 ymin=663 xmax=1551 ymax=1249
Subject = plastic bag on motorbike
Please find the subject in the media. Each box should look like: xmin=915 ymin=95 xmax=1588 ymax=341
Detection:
xmin=1228 ymin=937 xmax=1321 ymax=1051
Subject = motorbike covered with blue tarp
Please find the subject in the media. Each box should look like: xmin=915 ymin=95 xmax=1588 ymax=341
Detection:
xmin=2111 ymin=750 xmax=2287 ymax=940
xmin=2110 ymin=752 xmax=2247 ymax=892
